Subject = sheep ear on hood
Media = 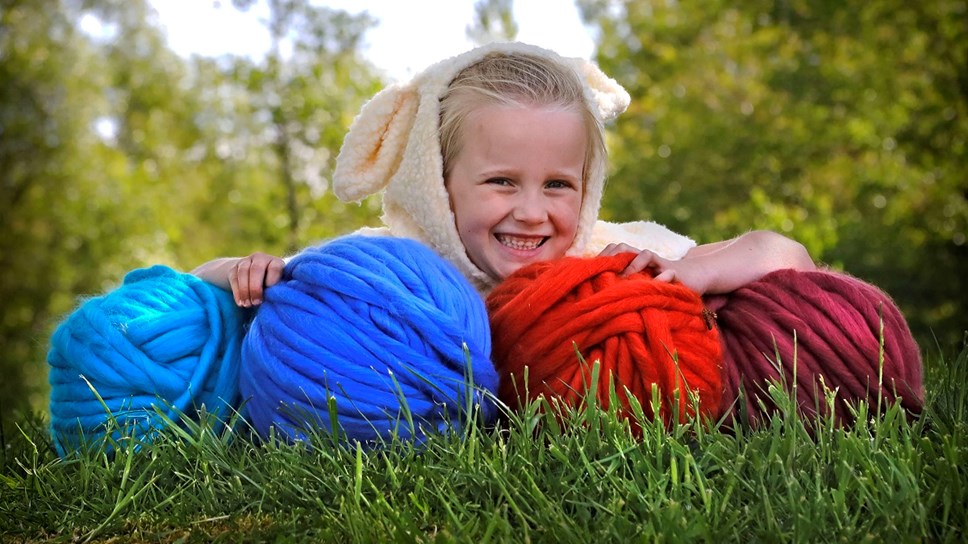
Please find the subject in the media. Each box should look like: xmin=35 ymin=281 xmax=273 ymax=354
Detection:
xmin=333 ymin=83 xmax=420 ymax=203
xmin=566 ymin=57 xmax=631 ymax=122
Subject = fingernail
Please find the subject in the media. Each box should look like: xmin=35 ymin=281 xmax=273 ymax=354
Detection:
xmin=253 ymin=298 xmax=262 ymax=305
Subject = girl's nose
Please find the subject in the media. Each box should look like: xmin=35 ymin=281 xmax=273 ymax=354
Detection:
xmin=511 ymin=192 xmax=549 ymax=224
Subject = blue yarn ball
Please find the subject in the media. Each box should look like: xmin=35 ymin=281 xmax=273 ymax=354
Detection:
xmin=240 ymin=235 xmax=498 ymax=444
xmin=48 ymin=265 xmax=248 ymax=456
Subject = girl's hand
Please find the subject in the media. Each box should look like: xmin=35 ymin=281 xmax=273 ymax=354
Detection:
xmin=598 ymin=243 xmax=710 ymax=294
xmin=229 ymin=253 xmax=286 ymax=307
xmin=192 ymin=253 xmax=286 ymax=307
xmin=600 ymin=243 xmax=678 ymax=281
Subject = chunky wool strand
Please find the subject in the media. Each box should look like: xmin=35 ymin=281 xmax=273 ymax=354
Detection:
xmin=240 ymin=235 xmax=498 ymax=444
xmin=47 ymin=265 xmax=247 ymax=456
xmin=487 ymin=254 xmax=724 ymax=427
xmin=704 ymin=269 xmax=923 ymax=426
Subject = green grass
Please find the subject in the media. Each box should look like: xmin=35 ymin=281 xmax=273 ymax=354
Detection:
xmin=2 ymin=342 xmax=967 ymax=543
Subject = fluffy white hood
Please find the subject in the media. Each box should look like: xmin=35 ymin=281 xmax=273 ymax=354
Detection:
xmin=332 ymin=42 xmax=693 ymax=293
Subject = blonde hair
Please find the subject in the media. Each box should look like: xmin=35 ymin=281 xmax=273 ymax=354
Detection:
xmin=439 ymin=52 xmax=606 ymax=184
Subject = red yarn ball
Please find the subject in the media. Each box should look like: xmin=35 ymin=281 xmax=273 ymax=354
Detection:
xmin=487 ymin=254 xmax=724 ymax=428
xmin=704 ymin=269 xmax=924 ymax=427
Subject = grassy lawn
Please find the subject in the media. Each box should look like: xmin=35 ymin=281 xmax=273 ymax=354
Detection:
xmin=2 ymin=343 xmax=966 ymax=543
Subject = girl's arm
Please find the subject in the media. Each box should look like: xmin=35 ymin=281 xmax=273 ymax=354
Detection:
xmin=191 ymin=253 xmax=286 ymax=307
xmin=600 ymin=230 xmax=816 ymax=295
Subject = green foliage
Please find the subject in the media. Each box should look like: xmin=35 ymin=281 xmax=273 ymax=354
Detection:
xmin=0 ymin=0 xmax=384 ymax=419
xmin=581 ymin=0 xmax=967 ymax=348
xmin=468 ymin=0 xmax=519 ymax=45
xmin=1 ymin=345 xmax=966 ymax=541
xmin=2 ymin=0 xmax=965 ymax=429
xmin=1 ymin=0 xmax=132 ymax=419
xmin=221 ymin=0 xmax=385 ymax=254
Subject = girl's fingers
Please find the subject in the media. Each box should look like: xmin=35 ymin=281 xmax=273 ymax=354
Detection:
xmin=247 ymin=260 xmax=265 ymax=305
xmin=623 ymin=249 xmax=657 ymax=276
xmin=247 ymin=254 xmax=286 ymax=305
xmin=234 ymin=258 xmax=252 ymax=306
xmin=228 ymin=267 xmax=243 ymax=306
xmin=600 ymin=242 xmax=639 ymax=257
xmin=264 ymin=258 xmax=286 ymax=289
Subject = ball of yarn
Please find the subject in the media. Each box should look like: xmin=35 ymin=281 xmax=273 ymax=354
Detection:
xmin=240 ymin=235 xmax=498 ymax=443
xmin=486 ymin=254 xmax=724 ymax=428
xmin=704 ymin=269 xmax=924 ymax=427
xmin=48 ymin=265 xmax=247 ymax=456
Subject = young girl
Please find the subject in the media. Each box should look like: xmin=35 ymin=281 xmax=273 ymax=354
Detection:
xmin=193 ymin=42 xmax=815 ymax=305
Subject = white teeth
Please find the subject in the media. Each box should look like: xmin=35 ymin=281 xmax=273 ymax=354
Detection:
xmin=497 ymin=235 xmax=544 ymax=250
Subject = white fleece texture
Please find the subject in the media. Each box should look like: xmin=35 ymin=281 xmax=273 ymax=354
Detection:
xmin=332 ymin=42 xmax=690 ymax=293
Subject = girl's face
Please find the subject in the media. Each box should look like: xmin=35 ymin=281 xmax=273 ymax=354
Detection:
xmin=446 ymin=104 xmax=585 ymax=281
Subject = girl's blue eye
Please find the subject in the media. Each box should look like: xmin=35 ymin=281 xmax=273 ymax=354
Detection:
xmin=546 ymin=180 xmax=574 ymax=190
xmin=487 ymin=178 xmax=512 ymax=186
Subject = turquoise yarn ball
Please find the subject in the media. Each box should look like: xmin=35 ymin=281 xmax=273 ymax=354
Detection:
xmin=48 ymin=265 xmax=248 ymax=456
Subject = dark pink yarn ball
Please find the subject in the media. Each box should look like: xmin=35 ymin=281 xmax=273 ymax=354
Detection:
xmin=704 ymin=269 xmax=923 ymax=427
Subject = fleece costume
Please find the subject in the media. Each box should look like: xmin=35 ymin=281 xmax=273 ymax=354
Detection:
xmin=332 ymin=41 xmax=694 ymax=294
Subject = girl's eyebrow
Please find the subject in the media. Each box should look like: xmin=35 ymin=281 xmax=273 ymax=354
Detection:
xmin=476 ymin=167 xmax=517 ymax=178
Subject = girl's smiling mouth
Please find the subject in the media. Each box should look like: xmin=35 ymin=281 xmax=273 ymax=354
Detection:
xmin=495 ymin=234 xmax=548 ymax=251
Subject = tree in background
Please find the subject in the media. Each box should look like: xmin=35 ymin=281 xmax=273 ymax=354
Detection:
xmin=579 ymin=0 xmax=967 ymax=349
xmin=224 ymin=0 xmax=385 ymax=256
xmin=467 ymin=0 xmax=519 ymax=44
xmin=1 ymin=0 xmax=131 ymax=417
xmin=0 ymin=0 xmax=384 ymax=419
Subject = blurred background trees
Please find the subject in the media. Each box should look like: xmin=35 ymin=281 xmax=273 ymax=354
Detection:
xmin=1 ymin=0 xmax=964 ymax=422
xmin=582 ymin=0 xmax=966 ymax=352
xmin=0 ymin=0 xmax=383 ymax=420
